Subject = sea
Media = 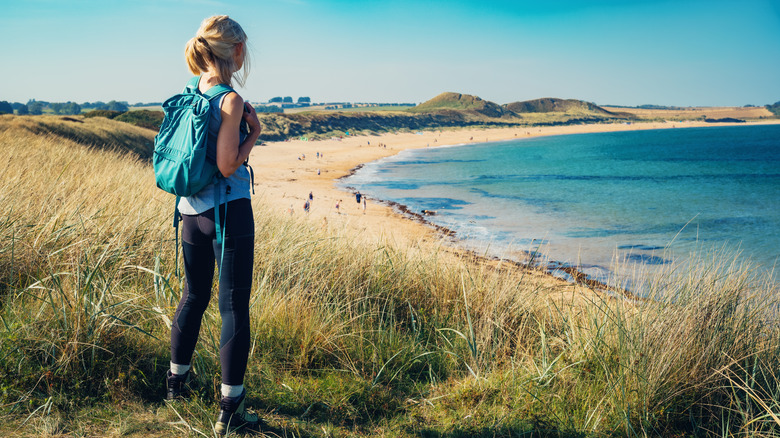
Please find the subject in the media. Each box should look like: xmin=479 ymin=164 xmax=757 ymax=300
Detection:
xmin=341 ymin=124 xmax=780 ymax=285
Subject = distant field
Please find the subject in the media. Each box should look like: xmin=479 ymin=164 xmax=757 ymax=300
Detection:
xmin=603 ymin=105 xmax=774 ymax=120
xmin=331 ymin=105 xmax=415 ymax=112
xmin=285 ymin=105 xmax=415 ymax=114
xmin=129 ymin=105 xmax=163 ymax=112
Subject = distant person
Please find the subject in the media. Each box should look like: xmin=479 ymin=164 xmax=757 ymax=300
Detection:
xmin=355 ymin=191 xmax=362 ymax=204
xmin=335 ymin=199 xmax=341 ymax=213
xmin=362 ymin=197 xmax=367 ymax=214
xmin=309 ymin=191 xmax=314 ymax=201
xmin=166 ymin=15 xmax=261 ymax=435
xmin=304 ymin=200 xmax=310 ymax=213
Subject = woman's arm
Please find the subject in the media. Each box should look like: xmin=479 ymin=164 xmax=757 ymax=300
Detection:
xmin=216 ymin=92 xmax=261 ymax=177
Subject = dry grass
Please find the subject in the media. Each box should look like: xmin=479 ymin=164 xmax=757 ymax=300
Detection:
xmin=0 ymin=115 xmax=778 ymax=437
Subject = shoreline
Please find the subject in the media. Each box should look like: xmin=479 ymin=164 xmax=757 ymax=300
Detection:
xmin=247 ymin=119 xmax=780 ymax=296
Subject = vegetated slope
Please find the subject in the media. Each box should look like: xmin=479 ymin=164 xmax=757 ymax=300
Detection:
xmin=767 ymin=101 xmax=780 ymax=117
xmin=409 ymin=92 xmax=509 ymax=118
xmin=504 ymin=97 xmax=620 ymax=116
xmin=85 ymin=108 xmax=165 ymax=131
xmin=0 ymin=114 xmax=155 ymax=160
xmin=602 ymin=105 xmax=775 ymax=121
xmin=257 ymin=110 xmax=520 ymax=141
xmin=257 ymin=92 xmax=639 ymax=140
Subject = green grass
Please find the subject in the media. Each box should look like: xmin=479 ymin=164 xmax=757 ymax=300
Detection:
xmin=1 ymin=115 xmax=779 ymax=437
xmin=114 ymin=110 xmax=164 ymax=131
xmin=130 ymin=105 xmax=164 ymax=112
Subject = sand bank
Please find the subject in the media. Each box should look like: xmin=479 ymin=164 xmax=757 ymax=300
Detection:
xmin=246 ymin=119 xmax=780 ymax=295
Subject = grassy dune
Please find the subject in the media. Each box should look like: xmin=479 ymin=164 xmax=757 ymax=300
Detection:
xmin=0 ymin=115 xmax=779 ymax=437
xmin=601 ymin=106 xmax=776 ymax=122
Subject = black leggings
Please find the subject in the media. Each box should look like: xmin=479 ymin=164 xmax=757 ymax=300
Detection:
xmin=170 ymin=198 xmax=254 ymax=385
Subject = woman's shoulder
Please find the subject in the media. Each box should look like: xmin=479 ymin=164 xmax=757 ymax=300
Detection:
xmin=221 ymin=90 xmax=244 ymax=114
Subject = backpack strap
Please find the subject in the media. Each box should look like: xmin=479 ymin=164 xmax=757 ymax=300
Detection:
xmin=204 ymin=84 xmax=234 ymax=100
xmin=214 ymin=184 xmax=228 ymax=286
xmin=183 ymin=76 xmax=234 ymax=101
xmin=247 ymin=163 xmax=255 ymax=195
xmin=183 ymin=76 xmax=201 ymax=93
xmin=214 ymin=184 xmax=224 ymax=245
xmin=173 ymin=196 xmax=182 ymax=277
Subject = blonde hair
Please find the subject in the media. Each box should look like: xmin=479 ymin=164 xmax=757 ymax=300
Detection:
xmin=185 ymin=15 xmax=250 ymax=87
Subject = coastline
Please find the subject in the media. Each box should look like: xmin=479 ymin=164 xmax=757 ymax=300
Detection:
xmin=246 ymin=119 xmax=780 ymax=296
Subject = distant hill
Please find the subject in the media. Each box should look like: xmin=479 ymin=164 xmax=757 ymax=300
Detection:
xmin=409 ymin=92 xmax=507 ymax=118
xmin=411 ymin=94 xmax=629 ymax=120
xmin=504 ymin=98 xmax=617 ymax=116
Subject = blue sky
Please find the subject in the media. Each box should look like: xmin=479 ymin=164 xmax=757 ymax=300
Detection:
xmin=1 ymin=0 xmax=779 ymax=106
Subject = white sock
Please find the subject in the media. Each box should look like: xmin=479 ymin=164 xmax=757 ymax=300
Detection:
xmin=221 ymin=383 xmax=244 ymax=398
xmin=170 ymin=362 xmax=190 ymax=376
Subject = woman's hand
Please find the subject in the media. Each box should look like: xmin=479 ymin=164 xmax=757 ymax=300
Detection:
xmin=243 ymin=102 xmax=262 ymax=137
xmin=216 ymin=93 xmax=260 ymax=177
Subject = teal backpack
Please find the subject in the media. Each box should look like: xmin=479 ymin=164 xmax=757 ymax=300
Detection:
xmin=154 ymin=76 xmax=233 ymax=198
xmin=153 ymin=76 xmax=235 ymax=270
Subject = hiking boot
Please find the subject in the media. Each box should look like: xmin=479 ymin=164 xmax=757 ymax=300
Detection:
xmin=214 ymin=390 xmax=259 ymax=435
xmin=165 ymin=370 xmax=192 ymax=400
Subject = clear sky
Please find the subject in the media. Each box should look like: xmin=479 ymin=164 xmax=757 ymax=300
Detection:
xmin=2 ymin=0 xmax=779 ymax=107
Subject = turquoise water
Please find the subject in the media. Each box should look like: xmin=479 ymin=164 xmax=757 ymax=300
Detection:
xmin=342 ymin=125 xmax=780 ymax=282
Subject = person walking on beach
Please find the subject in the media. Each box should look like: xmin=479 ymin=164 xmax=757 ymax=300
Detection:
xmin=362 ymin=196 xmax=367 ymax=214
xmin=165 ymin=15 xmax=261 ymax=435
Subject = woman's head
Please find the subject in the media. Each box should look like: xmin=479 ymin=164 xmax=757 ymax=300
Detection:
xmin=185 ymin=15 xmax=250 ymax=87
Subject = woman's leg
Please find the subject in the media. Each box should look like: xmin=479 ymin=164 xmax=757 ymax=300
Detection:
xmin=212 ymin=198 xmax=255 ymax=386
xmin=170 ymin=213 xmax=216 ymax=367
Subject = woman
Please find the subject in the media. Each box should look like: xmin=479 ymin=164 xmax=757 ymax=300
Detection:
xmin=165 ymin=15 xmax=261 ymax=435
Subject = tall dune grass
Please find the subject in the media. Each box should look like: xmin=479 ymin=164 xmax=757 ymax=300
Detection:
xmin=0 ymin=115 xmax=778 ymax=437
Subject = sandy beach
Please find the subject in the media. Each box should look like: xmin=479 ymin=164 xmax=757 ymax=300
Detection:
xmin=246 ymin=119 xmax=780 ymax=293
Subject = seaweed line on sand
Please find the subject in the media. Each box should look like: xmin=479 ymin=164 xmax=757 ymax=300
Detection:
xmin=340 ymin=174 xmax=637 ymax=300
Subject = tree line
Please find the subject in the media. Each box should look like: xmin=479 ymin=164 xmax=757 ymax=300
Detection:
xmin=0 ymin=99 xmax=290 ymax=116
xmin=269 ymin=96 xmax=311 ymax=104
xmin=0 ymin=100 xmax=142 ymax=115
xmin=767 ymin=101 xmax=780 ymax=117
